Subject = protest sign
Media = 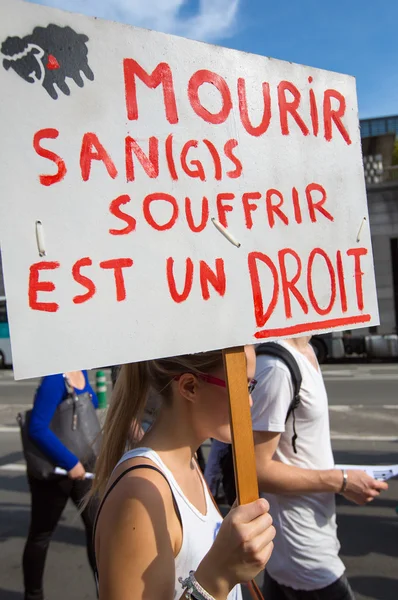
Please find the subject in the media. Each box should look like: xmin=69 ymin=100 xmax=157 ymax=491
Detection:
xmin=0 ymin=0 xmax=378 ymax=379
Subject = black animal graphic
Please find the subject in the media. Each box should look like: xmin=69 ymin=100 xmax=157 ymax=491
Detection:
xmin=1 ymin=24 xmax=94 ymax=99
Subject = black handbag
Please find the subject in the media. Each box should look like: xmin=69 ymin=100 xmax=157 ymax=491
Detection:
xmin=17 ymin=375 xmax=102 ymax=480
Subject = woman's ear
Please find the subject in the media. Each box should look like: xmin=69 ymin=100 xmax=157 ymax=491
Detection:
xmin=177 ymin=373 xmax=199 ymax=403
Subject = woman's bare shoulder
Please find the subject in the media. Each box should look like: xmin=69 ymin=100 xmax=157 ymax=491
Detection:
xmin=96 ymin=455 xmax=181 ymax=558
xmin=95 ymin=458 xmax=179 ymax=599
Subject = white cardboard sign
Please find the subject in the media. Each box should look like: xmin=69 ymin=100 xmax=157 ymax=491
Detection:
xmin=0 ymin=0 xmax=379 ymax=379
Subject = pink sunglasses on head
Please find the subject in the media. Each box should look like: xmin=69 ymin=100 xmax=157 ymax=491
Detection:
xmin=175 ymin=373 xmax=257 ymax=394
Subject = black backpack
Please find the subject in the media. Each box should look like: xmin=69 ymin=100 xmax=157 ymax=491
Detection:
xmin=219 ymin=342 xmax=302 ymax=505
xmin=256 ymin=342 xmax=302 ymax=454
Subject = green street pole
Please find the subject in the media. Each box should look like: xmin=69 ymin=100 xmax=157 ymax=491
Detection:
xmin=96 ymin=370 xmax=107 ymax=409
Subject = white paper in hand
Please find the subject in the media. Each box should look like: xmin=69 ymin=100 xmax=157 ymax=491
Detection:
xmin=335 ymin=464 xmax=398 ymax=482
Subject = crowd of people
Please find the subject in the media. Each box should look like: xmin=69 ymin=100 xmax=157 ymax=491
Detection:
xmin=22 ymin=337 xmax=388 ymax=600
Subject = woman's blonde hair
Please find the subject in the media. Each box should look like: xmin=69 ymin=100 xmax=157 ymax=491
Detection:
xmin=92 ymin=350 xmax=223 ymax=498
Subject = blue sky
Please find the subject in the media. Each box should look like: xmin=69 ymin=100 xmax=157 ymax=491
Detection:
xmin=27 ymin=0 xmax=397 ymax=119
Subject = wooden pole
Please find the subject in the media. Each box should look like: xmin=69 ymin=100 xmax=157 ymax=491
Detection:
xmin=223 ymin=346 xmax=259 ymax=505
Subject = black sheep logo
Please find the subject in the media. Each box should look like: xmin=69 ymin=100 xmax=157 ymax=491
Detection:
xmin=1 ymin=24 xmax=94 ymax=99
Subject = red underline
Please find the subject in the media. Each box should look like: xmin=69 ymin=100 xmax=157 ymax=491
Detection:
xmin=254 ymin=314 xmax=372 ymax=339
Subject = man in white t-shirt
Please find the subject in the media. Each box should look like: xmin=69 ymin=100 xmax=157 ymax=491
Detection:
xmin=251 ymin=336 xmax=388 ymax=600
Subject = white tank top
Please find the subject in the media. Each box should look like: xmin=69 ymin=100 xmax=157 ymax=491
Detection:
xmin=116 ymin=448 xmax=242 ymax=600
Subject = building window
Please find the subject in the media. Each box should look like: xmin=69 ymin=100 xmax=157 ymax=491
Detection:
xmin=360 ymin=115 xmax=398 ymax=139
xmin=387 ymin=117 xmax=398 ymax=133
xmin=361 ymin=122 xmax=370 ymax=137
xmin=370 ymin=120 xmax=387 ymax=136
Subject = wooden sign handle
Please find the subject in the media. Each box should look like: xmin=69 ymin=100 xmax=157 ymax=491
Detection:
xmin=223 ymin=346 xmax=259 ymax=505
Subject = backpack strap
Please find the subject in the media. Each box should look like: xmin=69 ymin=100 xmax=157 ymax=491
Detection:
xmin=256 ymin=342 xmax=302 ymax=453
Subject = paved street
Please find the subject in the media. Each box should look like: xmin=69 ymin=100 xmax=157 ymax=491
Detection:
xmin=0 ymin=365 xmax=397 ymax=600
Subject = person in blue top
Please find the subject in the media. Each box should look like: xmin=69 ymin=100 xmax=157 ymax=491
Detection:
xmin=22 ymin=370 xmax=99 ymax=600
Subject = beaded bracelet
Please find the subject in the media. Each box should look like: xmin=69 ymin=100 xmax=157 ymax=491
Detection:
xmin=178 ymin=571 xmax=216 ymax=600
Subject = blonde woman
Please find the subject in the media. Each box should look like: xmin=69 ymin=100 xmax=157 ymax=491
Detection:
xmin=93 ymin=346 xmax=275 ymax=599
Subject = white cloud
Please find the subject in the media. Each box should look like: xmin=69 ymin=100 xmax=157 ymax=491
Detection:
xmin=28 ymin=0 xmax=240 ymax=42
